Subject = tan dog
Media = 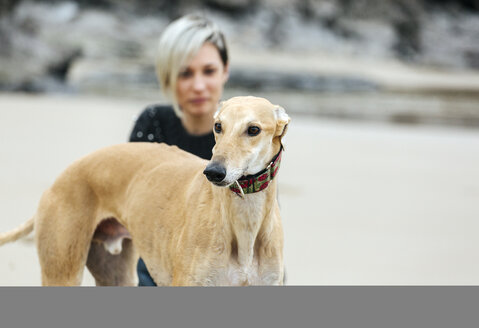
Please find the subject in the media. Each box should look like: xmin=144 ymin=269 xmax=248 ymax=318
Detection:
xmin=0 ymin=96 xmax=290 ymax=286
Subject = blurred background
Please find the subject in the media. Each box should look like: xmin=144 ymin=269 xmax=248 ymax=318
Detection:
xmin=0 ymin=0 xmax=478 ymax=285
xmin=0 ymin=0 xmax=479 ymax=123
xmin=1 ymin=0 xmax=479 ymax=124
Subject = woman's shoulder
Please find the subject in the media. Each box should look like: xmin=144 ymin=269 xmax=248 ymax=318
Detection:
xmin=133 ymin=104 xmax=180 ymax=131
xmin=139 ymin=104 xmax=176 ymax=121
xmin=130 ymin=104 xmax=178 ymax=142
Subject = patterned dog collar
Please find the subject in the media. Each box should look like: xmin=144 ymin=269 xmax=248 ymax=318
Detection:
xmin=229 ymin=147 xmax=283 ymax=197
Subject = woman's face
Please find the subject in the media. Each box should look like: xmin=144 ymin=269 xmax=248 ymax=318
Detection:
xmin=176 ymin=42 xmax=229 ymax=118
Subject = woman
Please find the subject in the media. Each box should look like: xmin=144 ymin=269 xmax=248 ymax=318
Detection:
xmin=129 ymin=14 xmax=229 ymax=286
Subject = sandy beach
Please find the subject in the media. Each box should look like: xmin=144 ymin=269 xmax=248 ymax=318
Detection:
xmin=1 ymin=92 xmax=478 ymax=286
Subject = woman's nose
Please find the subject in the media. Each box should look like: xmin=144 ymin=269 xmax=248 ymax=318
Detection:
xmin=192 ymin=74 xmax=206 ymax=91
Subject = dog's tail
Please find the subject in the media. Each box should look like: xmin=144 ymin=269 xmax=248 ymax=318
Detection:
xmin=0 ymin=217 xmax=34 ymax=246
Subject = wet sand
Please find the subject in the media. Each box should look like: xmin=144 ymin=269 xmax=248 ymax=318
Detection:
xmin=1 ymin=93 xmax=478 ymax=285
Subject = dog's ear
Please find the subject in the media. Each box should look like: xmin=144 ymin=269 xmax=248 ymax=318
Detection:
xmin=274 ymin=106 xmax=290 ymax=139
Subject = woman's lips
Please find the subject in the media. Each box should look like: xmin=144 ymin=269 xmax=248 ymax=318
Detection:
xmin=190 ymin=97 xmax=208 ymax=105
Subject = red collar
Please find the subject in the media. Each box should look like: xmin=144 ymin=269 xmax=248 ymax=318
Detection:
xmin=229 ymin=147 xmax=283 ymax=197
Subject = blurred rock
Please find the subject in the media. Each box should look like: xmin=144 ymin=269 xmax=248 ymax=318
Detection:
xmin=420 ymin=9 xmax=479 ymax=68
xmin=0 ymin=1 xmax=81 ymax=91
xmin=228 ymin=68 xmax=378 ymax=92
xmin=204 ymin=0 xmax=257 ymax=14
xmin=0 ymin=0 xmax=478 ymax=96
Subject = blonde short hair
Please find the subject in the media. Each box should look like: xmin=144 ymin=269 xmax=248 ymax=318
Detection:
xmin=156 ymin=14 xmax=228 ymax=118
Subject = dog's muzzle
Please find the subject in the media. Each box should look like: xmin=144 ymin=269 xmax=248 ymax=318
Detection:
xmin=203 ymin=162 xmax=227 ymax=185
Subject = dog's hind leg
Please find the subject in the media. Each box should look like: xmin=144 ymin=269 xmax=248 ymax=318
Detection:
xmin=86 ymin=239 xmax=139 ymax=286
xmin=35 ymin=184 xmax=99 ymax=286
xmin=36 ymin=212 xmax=94 ymax=286
xmin=36 ymin=209 xmax=96 ymax=286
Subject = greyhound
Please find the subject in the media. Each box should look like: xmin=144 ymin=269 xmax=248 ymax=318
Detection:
xmin=0 ymin=96 xmax=290 ymax=286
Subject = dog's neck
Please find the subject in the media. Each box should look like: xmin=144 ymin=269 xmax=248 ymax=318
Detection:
xmin=229 ymin=146 xmax=283 ymax=198
xmin=222 ymin=181 xmax=278 ymax=267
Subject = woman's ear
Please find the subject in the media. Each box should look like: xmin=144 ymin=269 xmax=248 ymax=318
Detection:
xmin=274 ymin=106 xmax=290 ymax=139
xmin=222 ymin=63 xmax=230 ymax=84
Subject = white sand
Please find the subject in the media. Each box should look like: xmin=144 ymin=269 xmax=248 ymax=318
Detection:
xmin=1 ymin=93 xmax=478 ymax=286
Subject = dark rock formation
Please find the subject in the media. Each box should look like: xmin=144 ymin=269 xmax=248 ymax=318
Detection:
xmin=0 ymin=0 xmax=478 ymax=93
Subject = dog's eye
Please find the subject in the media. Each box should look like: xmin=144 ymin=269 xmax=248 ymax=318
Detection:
xmin=247 ymin=126 xmax=261 ymax=136
xmin=214 ymin=122 xmax=222 ymax=133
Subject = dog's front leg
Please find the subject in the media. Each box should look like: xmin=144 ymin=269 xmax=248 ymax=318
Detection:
xmin=170 ymin=255 xmax=220 ymax=286
xmin=170 ymin=260 xmax=204 ymax=286
xmin=171 ymin=272 xmax=205 ymax=286
xmin=171 ymin=277 xmax=196 ymax=286
xmin=257 ymin=249 xmax=285 ymax=285
xmin=259 ymin=264 xmax=284 ymax=285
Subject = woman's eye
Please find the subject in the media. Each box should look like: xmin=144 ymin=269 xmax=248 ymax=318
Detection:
xmin=179 ymin=70 xmax=192 ymax=78
xmin=204 ymin=68 xmax=217 ymax=75
xmin=247 ymin=126 xmax=261 ymax=136
xmin=214 ymin=123 xmax=222 ymax=133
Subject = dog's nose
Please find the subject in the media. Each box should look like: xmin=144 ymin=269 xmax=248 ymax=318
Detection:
xmin=203 ymin=163 xmax=227 ymax=183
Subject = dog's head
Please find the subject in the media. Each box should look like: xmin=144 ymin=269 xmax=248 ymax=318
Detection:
xmin=203 ymin=96 xmax=290 ymax=187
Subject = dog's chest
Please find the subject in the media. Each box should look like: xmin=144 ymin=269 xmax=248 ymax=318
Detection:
xmin=223 ymin=259 xmax=261 ymax=286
